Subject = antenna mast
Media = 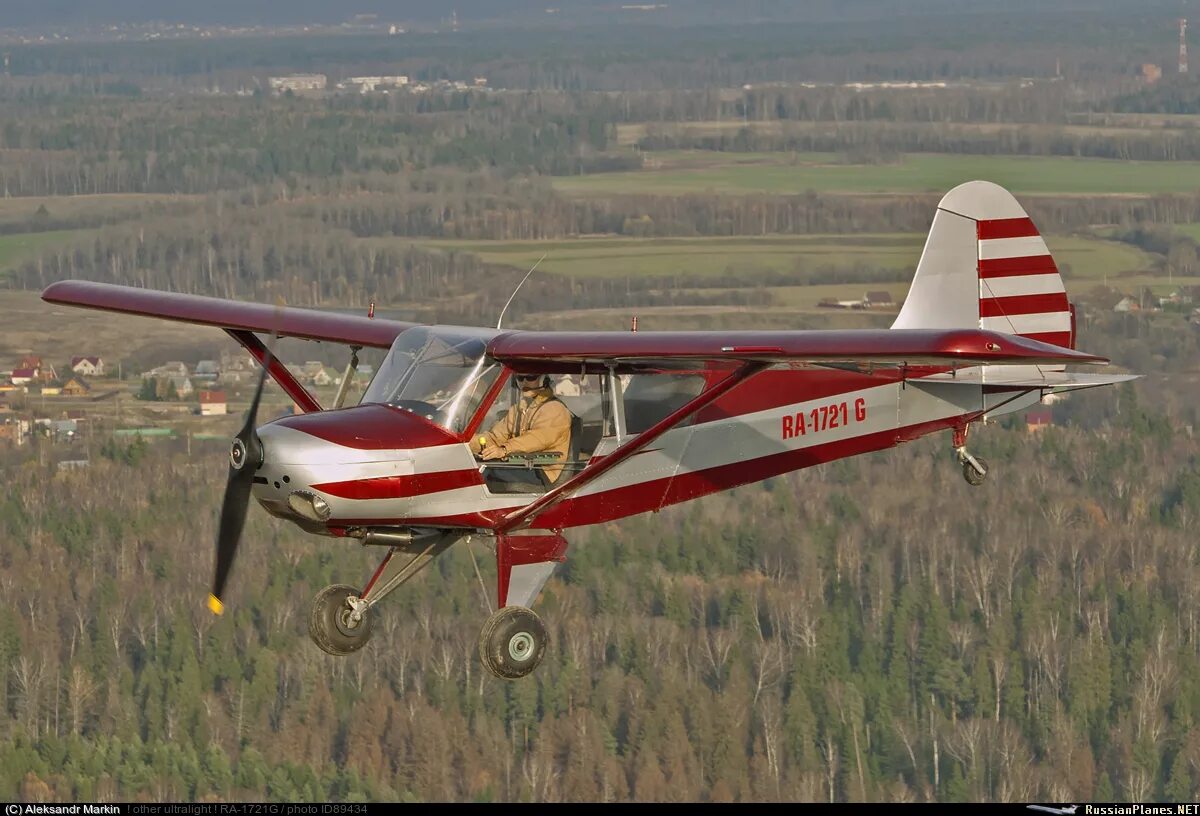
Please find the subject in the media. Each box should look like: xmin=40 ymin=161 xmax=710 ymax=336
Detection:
xmin=496 ymin=254 xmax=546 ymax=330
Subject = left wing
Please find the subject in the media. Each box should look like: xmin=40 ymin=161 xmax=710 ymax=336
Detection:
xmin=42 ymin=281 xmax=413 ymax=349
xmin=488 ymin=328 xmax=1108 ymax=367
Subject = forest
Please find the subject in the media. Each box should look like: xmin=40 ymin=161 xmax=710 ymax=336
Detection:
xmin=3 ymin=6 xmax=1200 ymax=802
xmin=2 ymin=351 xmax=1199 ymax=802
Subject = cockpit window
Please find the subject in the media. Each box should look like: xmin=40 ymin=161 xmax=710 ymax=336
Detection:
xmin=362 ymin=326 xmax=501 ymax=434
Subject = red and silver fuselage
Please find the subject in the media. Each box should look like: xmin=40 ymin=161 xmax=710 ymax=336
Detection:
xmin=251 ymin=366 xmax=1026 ymax=533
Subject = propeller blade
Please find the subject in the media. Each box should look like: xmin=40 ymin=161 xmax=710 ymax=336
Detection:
xmin=208 ymin=340 xmax=273 ymax=615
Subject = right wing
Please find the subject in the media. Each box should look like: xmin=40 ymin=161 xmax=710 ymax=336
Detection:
xmin=487 ymin=328 xmax=1108 ymax=368
xmin=42 ymin=280 xmax=414 ymax=349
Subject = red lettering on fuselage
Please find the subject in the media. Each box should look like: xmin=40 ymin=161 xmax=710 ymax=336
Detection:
xmin=781 ymin=397 xmax=868 ymax=440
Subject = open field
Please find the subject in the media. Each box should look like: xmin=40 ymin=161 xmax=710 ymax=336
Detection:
xmin=0 ymin=192 xmax=200 ymax=226
xmin=553 ymin=151 xmax=1200 ymax=196
xmin=1177 ymin=224 xmax=1200 ymax=242
xmin=406 ymin=233 xmax=1153 ymax=282
xmin=0 ymin=230 xmax=85 ymax=272
xmin=615 ymin=119 xmax=1200 ymax=146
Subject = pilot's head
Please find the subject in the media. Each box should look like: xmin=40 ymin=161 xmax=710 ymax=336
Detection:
xmin=517 ymin=373 xmax=548 ymax=394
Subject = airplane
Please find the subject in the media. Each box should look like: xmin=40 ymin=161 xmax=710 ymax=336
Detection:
xmin=40 ymin=181 xmax=1134 ymax=680
xmin=1027 ymin=806 xmax=1078 ymax=815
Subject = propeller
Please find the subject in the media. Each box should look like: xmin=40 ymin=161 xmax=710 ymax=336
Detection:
xmin=207 ymin=342 xmax=273 ymax=616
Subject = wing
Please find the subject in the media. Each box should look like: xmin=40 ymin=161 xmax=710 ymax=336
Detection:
xmin=42 ymin=281 xmax=414 ymax=349
xmin=487 ymin=328 xmax=1108 ymax=367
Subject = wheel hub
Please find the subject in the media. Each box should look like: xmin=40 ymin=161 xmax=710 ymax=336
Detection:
xmin=508 ymin=631 xmax=535 ymax=662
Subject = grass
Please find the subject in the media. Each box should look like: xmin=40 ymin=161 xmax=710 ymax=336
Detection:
xmin=553 ymin=151 xmax=1200 ymax=196
xmin=614 ymin=119 xmax=1200 ymax=147
xmin=0 ymin=230 xmax=86 ymax=273
xmin=404 ymin=233 xmax=1153 ymax=283
xmin=0 ymin=193 xmax=200 ymax=227
xmin=1177 ymin=224 xmax=1200 ymax=242
xmin=407 ymin=234 xmax=925 ymax=278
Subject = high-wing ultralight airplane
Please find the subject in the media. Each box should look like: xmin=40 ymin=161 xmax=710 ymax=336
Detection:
xmin=41 ymin=181 xmax=1132 ymax=679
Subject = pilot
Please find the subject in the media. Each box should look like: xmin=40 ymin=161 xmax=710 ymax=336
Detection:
xmin=472 ymin=373 xmax=572 ymax=489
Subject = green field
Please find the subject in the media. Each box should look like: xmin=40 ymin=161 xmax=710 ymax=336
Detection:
xmin=553 ymin=151 xmax=1200 ymax=196
xmin=1177 ymin=224 xmax=1200 ymax=242
xmin=615 ymin=119 xmax=1200 ymax=146
xmin=0 ymin=230 xmax=83 ymax=272
xmin=407 ymin=233 xmax=1152 ymax=283
xmin=410 ymin=234 xmax=923 ymax=278
xmin=0 ymin=193 xmax=199 ymax=227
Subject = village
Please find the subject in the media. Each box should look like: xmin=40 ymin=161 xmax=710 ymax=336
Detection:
xmin=0 ymin=346 xmax=373 ymax=460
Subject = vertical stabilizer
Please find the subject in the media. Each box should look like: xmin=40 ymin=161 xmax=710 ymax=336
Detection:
xmin=892 ymin=180 xmax=1073 ymax=377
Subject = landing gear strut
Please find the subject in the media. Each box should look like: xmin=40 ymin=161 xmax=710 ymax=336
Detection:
xmin=953 ymin=424 xmax=988 ymax=487
xmin=476 ymin=530 xmax=568 ymax=680
xmin=308 ymin=530 xmax=459 ymax=656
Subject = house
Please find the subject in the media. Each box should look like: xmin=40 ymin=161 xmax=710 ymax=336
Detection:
xmin=51 ymin=419 xmax=78 ymax=439
xmin=71 ymin=356 xmax=105 ymax=377
xmin=0 ymin=418 xmax=29 ymax=446
xmin=170 ymin=377 xmax=194 ymax=398
xmin=220 ymin=350 xmax=255 ymax=372
xmin=303 ymin=361 xmax=325 ymax=378
xmin=61 ymin=376 xmax=90 ymax=397
xmin=1026 ymin=407 xmax=1053 ymax=433
xmin=10 ymin=368 xmax=36 ymax=386
xmin=194 ymin=360 xmax=220 ymax=382
xmin=145 ymin=361 xmax=189 ymax=379
xmin=863 ymin=291 xmax=895 ymax=308
xmin=198 ymin=390 xmax=227 ymax=416
xmin=311 ymin=368 xmax=339 ymax=387
xmin=1113 ymin=296 xmax=1140 ymax=313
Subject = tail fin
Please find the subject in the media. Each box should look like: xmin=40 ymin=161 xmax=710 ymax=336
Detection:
xmin=892 ymin=180 xmax=1073 ymax=356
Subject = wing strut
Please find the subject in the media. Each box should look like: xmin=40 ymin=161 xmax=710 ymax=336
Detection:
xmin=496 ymin=361 xmax=768 ymax=534
xmin=226 ymin=329 xmax=322 ymax=414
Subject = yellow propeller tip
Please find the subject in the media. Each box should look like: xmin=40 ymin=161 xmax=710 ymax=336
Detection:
xmin=207 ymin=594 xmax=225 ymax=616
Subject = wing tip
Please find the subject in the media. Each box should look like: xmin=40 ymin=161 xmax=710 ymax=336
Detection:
xmin=207 ymin=594 xmax=225 ymax=616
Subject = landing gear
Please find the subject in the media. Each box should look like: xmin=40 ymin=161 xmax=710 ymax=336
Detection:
xmin=953 ymin=423 xmax=988 ymax=487
xmin=478 ymin=605 xmax=548 ymax=680
xmin=308 ymin=530 xmax=459 ymax=656
xmin=961 ymin=455 xmax=988 ymax=486
xmin=475 ymin=530 xmax=568 ymax=680
xmin=309 ymin=584 xmax=374 ymax=655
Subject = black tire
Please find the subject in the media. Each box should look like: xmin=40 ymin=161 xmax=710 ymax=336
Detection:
xmin=478 ymin=606 xmax=547 ymax=680
xmin=309 ymin=584 xmax=374 ymax=656
xmin=962 ymin=456 xmax=989 ymax=487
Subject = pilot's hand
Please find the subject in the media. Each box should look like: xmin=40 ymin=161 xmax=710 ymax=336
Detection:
xmin=480 ymin=444 xmax=507 ymax=461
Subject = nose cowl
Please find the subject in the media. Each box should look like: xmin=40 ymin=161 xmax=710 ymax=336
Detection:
xmin=266 ymin=403 xmax=457 ymax=462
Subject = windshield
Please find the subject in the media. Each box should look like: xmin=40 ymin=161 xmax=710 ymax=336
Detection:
xmin=362 ymin=326 xmax=502 ymax=434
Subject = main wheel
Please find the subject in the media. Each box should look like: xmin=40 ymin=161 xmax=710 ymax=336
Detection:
xmin=309 ymin=584 xmax=374 ymax=656
xmin=962 ymin=456 xmax=989 ymax=487
xmin=478 ymin=605 xmax=547 ymax=680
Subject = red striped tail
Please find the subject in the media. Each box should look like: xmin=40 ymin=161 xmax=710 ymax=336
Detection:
xmin=976 ymin=216 xmax=1073 ymax=350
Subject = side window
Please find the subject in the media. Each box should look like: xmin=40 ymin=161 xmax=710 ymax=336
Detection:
xmin=622 ymin=371 xmax=706 ymax=434
xmin=551 ymin=374 xmax=604 ymax=458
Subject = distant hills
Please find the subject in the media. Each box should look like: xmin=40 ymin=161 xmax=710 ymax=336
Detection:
xmin=8 ymin=0 xmax=1182 ymax=30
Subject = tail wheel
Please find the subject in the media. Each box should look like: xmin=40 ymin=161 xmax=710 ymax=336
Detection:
xmin=478 ymin=605 xmax=547 ymax=680
xmin=309 ymin=583 xmax=374 ymax=656
xmin=962 ymin=456 xmax=989 ymax=487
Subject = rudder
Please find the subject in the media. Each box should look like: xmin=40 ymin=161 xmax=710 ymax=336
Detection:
xmin=892 ymin=180 xmax=1073 ymax=353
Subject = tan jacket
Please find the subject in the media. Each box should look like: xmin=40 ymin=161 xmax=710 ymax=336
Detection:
xmin=475 ymin=387 xmax=572 ymax=483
